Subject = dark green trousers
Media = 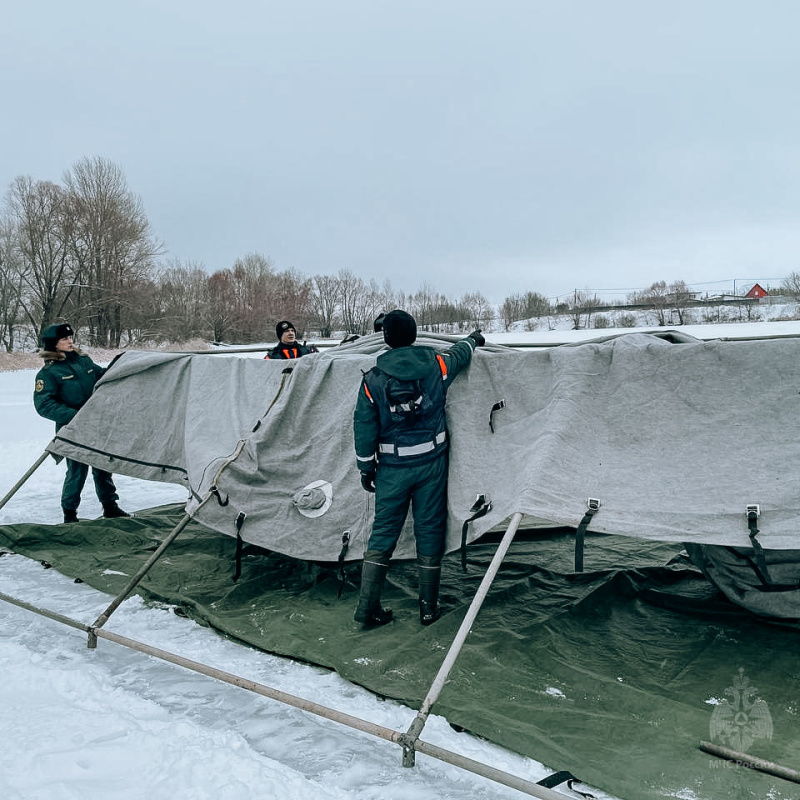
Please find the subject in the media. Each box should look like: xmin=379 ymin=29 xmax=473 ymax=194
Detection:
xmin=61 ymin=458 xmax=118 ymax=512
xmin=368 ymin=454 xmax=448 ymax=559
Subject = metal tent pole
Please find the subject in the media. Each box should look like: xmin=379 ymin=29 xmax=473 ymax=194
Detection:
xmin=0 ymin=589 xmax=566 ymax=799
xmin=0 ymin=451 xmax=51 ymax=513
xmin=87 ymin=493 xmax=213 ymax=646
xmin=89 ymin=369 xmax=293 ymax=646
xmin=400 ymin=511 xmax=524 ymax=765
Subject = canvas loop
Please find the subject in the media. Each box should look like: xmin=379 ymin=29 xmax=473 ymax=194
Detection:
xmin=575 ymin=499 xmax=601 ymax=573
xmin=747 ymin=505 xmax=774 ymax=587
xmin=232 ymin=511 xmax=247 ymax=582
xmin=337 ymin=529 xmax=351 ymax=599
xmin=489 ymin=398 xmax=506 ymax=433
xmin=460 ymin=494 xmax=492 ymax=572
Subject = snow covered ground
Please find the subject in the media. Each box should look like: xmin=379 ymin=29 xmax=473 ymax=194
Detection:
xmin=0 ymin=363 xmax=615 ymax=799
xmin=4 ymin=319 xmax=799 ymax=800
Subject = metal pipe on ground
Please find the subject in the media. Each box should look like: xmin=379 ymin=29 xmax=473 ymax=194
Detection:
xmin=699 ymin=741 xmax=800 ymax=784
xmin=0 ymin=588 xmax=566 ymax=800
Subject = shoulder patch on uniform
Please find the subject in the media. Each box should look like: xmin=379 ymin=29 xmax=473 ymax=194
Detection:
xmin=35 ymin=379 xmax=44 ymax=392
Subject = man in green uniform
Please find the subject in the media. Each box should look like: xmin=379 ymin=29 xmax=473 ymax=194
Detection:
xmin=353 ymin=310 xmax=484 ymax=628
xmin=33 ymin=322 xmax=129 ymax=523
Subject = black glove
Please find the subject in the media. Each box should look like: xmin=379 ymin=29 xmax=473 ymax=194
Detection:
xmin=468 ymin=329 xmax=485 ymax=347
xmin=360 ymin=470 xmax=376 ymax=493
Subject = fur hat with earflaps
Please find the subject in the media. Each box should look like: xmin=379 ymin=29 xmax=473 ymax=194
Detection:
xmin=41 ymin=323 xmax=74 ymax=352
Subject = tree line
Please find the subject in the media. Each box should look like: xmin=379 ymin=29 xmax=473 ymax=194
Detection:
xmin=1 ymin=157 xmax=797 ymax=352
xmin=0 ymin=157 xmax=503 ymax=350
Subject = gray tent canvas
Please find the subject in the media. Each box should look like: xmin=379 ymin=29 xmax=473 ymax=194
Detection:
xmin=49 ymin=332 xmax=800 ymax=570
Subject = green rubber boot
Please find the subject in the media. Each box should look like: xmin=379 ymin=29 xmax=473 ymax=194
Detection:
xmin=354 ymin=551 xmax=393 ymax=628
xmin=418 ymin=555 xmax=442 ymax=626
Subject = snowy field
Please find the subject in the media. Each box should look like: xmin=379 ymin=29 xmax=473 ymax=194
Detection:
xmin=3 ymin=319 xmax=799 ymax=800
xmin=0 ymin=358 xmax=619 ymax=799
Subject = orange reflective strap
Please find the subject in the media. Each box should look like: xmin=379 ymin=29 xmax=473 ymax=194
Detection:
xmin=436 ymin=354 xmax=448 ymax=379
xmin=363 ymin=382 xmax=374 ymax=402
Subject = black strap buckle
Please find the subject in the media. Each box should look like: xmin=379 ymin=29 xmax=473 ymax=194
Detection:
xmin=575 ymin=498 xmax=600 ymax=573
xmin=337 ymin=530 xmax=351 ymax=599
xmin=232 ymin=511 xmax=247 ymax=582
xmin=489 ymin=399 xmax=506 ymax=433
xmin=461 ymin=494 xmax=493 ymax=572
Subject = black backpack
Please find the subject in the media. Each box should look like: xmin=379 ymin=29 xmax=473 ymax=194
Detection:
xmin=385 ymin=376 xmax=424 ymax=424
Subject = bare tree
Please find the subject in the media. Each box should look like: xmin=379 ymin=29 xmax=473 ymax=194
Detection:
xmin=500 ymin=293 xmax=525 ymax=331
xmin=629 ymin=279 xmax=693 ymax=326
xmin=500 ymin=291 xmax=551 ymax=331
xmin=150 ymin=259 xmax=210 ymax=342
xmin=265 ymin=267 xmax=313 ymax=339
xmin=629 ymin=281 xmax=671 ymax=325
xmin=308 ymin=274 xmax=340 ymax=338
xmin=667 ymin=280 xmax=694 ymax=325
xmin=780 ymin=271 xmax=800 ymax=300
xmin=338 ymin=270 xmax=373 ymax=335
xmin=227 ymin=252 xmax=276 ymax=340
xmin=568 ymin=291 xmax=599 ymax=329
xmin=460 ymin=291 xmax=494 ymax=330
xmin=5 ymin=176 xmax=77 ymax=339
xmin=0 ymin=215 xmax=25 ymax=351
xmin=408 ymin=283 xmax=442 ymax=331
xmin=206 ymin=269 xmax=238 ymax=343
xmin=62 ymin=157 xmax=161 ymax=347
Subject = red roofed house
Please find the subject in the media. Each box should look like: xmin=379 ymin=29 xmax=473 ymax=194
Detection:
xmin=744 ymin=283 xmax=769 ymax=299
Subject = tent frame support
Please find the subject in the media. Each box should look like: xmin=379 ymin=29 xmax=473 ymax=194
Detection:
xmin=88 ymin=493 xmax=213 ymax=647
xmin=400 ymin=511 xmax=524 ymax=766
xmin=0 ymin=450 xmax=51 ymax=514
xmin=87 ymin=510 xmax=193 ymax=646
xmin=0 ymin=584 xmax=566 ymax=800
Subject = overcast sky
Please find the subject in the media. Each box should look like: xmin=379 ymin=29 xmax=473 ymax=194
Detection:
xmin=2 ymin=1 xmax=799 ymax=305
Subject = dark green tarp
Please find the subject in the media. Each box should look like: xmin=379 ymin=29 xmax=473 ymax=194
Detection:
xmin=1 ymin=505 xmax=798 ymax=800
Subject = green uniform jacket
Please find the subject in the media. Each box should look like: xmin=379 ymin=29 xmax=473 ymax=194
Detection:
xmin=353 ymin=337 xmax=476 ymax=471
xmin=34 ymin=349 xmax=106 ymax=431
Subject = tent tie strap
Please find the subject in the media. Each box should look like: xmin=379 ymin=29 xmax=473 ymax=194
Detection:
xmin=232 ymin=512 xmax=247 ymax=582
xmin=460 ymin=494 xmax=492 ymax=572
xmin=210 ymin=485 xmax=229 ymax=506
xmin=253 ymin=366 xmax=295 ymax=432
xmin=336 ymin=529 xmax=351 ymax=599
xmin=746 ymin=504 xmax=774 ymax=587
xmin=537 ymin=770 xmax=596 ymax=798
xmin=489 ymin=399 xmax=506 ymax=433
xmin=574 ymin=499 xmax=600 ymax=573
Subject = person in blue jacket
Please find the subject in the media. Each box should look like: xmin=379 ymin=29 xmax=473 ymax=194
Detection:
xmin=353 ymin=310 xmax=484 ymax=628
xmin=33 ymin=323 xmax=129 ymax=523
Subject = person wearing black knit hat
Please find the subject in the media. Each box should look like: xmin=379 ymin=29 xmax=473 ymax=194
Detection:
xmin=33 ymin=323 xmax=129 ymax=523
xmin=264 ymin=320 xmax=318 ymax=360
xmin=352 ymin=309 xmax=486 ymax=628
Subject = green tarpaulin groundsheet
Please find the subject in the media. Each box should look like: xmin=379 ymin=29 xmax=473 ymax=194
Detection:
xmin=1 ymin=505 xmax=798 ymax=800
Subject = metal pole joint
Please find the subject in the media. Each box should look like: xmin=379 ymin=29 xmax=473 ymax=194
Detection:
xmin=400 ymin=738 xmax=416 ymax=768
